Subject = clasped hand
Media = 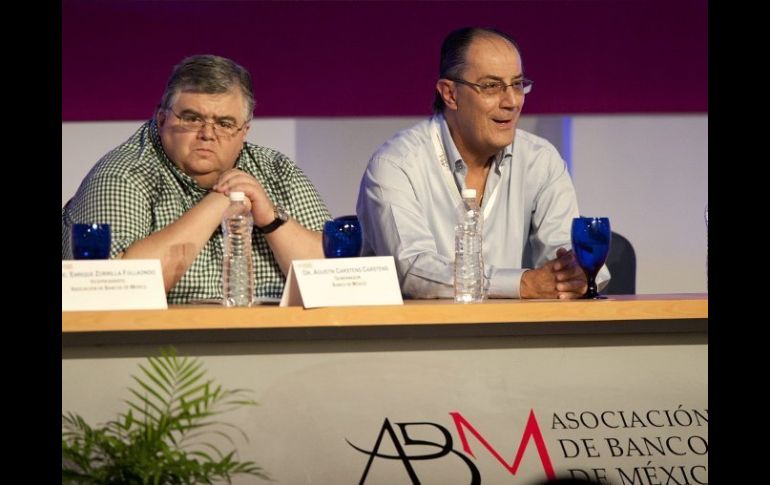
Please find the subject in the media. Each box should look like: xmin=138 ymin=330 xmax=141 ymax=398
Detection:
xmin=520 ymin=247 xmax=588 ymax=299
xmin=212 ymin=169 xmax=276 ymax=227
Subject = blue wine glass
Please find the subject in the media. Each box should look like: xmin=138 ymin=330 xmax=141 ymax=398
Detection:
xmin=71 ymin=223 xmax=111 ymax=260
xmin=323 ymin=215 xmax=363 ymax=258
xmin=571 ymin=217 xmax=611 ymax=299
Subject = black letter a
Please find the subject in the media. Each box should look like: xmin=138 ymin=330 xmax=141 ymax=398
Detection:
xmin=348 ymin=418 xmax=422 ymax=484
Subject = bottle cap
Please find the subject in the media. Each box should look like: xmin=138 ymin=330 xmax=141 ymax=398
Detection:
xmin=229 ymin=191 xmax=245 ymax=201
xmin=461 ymin=188 xmax=477 ymax=199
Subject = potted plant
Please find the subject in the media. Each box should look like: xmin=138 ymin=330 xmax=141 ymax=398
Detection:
xmin=62 ymin=347 xmax=269 ymax=483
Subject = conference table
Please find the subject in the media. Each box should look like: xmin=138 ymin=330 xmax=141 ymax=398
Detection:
xmin=63 ymin=294 xmax=707 ymax=484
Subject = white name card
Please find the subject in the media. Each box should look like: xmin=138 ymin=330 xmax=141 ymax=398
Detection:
xmin=280 ymin=256 xmax=403 ymax=308
xmin=62 ymin=259 xmax=168 ymax=311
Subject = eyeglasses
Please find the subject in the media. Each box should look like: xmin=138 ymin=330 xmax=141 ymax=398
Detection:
xmin=448 ymin=77 xmax=533 ymax=96
xmin=167 ymin=109 xmax=248 ymax=137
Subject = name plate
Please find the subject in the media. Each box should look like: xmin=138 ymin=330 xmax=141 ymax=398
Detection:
xmin=280 ymin=256 xmax=403 ymax=308
xmin=62 ymin=259 xmax=167 ymax=311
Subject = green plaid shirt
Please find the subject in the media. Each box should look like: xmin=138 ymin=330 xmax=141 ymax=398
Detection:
xmin=62 ymin=120 xmax=331 ymax=303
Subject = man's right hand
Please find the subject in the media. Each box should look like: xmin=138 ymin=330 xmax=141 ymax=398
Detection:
xmin=519 ymin=247 xmax=588 ymax=299
xmin=212 ymin=169 xmax=275 ymax=227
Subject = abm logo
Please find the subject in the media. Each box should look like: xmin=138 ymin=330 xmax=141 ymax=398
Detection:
xmin=347 ymin=409 xmax=555 ymax=484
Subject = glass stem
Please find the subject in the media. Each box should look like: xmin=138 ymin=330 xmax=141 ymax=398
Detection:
xmin=585 ymin=277 xmax=598 ymax=299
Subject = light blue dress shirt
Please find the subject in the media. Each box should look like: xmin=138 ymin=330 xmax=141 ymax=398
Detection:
xmin=356 ymin=114 xmax=610 ymax=298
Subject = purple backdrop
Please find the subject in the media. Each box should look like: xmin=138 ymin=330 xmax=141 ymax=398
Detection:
xmin=63 ymin=0 xmax=707 ymax=120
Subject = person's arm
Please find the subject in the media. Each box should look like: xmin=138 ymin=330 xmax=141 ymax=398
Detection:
xmin=62 ymin=170 xmax=229 ymax=293
xmin=213 ymin=168 xmax=325 ymax=275
xmin=262 ymin=220 xmax=323 ymax=275
xmin=121 ymin=191 xmax=230 ymax=292
xmin=357 ymin=155 xmax=457 ymax=298
xmin=515 ymin=144 xmax=609 ymax=299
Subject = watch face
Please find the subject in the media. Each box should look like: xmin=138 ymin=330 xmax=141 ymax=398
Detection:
xmin=276 ymin=205 xmax=289 ymax=221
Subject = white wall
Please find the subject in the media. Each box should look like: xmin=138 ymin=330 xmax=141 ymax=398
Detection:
xmin=62 ymin=114 xmax=707 ymax=294
xmin=571 ymin=116 xmax=708 ymax=294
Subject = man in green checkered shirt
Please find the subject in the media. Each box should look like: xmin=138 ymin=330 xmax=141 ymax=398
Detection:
xmin=62 ymin=55 xmax=331 ymax=303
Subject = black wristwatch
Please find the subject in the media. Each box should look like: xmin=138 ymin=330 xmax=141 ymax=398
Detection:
xmin=256 ymin=205 xmax=289 ymax=234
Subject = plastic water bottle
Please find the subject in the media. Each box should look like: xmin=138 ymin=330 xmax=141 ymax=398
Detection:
xmin=221 ymin=192 xmax=256 ymax=307
xmin=454 ymin=188 xmax=485 ymax=303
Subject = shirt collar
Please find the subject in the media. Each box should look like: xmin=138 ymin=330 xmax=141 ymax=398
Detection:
xmin=436 ymin=113 xmax=513 ymax=174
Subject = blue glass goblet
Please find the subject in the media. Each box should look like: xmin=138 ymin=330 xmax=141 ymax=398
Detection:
xmin=71 ymin=223 xmax=111 ymax=260
xmin=571 ymin=217 xmax=611 ymax=299
xmin=323 ymin=215 xmax=362 ymax=258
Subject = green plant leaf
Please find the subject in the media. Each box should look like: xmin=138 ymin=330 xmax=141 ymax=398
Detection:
xmin=142 ymin=360 xmax=173 ymax=395
xmin=126 ymin=389 xmax=164 ymax=423
xmin=63 ymin=346 xmax=267 ymax=483
xmin=131 ymin=373 xmax=170 ymax=408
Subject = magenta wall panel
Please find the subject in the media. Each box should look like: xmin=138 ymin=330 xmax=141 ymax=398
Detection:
xmin=63 ymin=0 xmax=707 ymax=120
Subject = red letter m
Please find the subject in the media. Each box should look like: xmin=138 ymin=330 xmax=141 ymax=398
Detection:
xmin=450 ymin=409 xmax=555 ymax=479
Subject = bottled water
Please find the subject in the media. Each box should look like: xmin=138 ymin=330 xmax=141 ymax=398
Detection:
xmin=222 ymin=192 xmax=256 ymax=307
xmin=454 ymin=188 xmax=485 ymax=303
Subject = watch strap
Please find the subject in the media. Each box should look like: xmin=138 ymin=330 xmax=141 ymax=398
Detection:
xmin=256 ymin=206 xmax=288 ymax=234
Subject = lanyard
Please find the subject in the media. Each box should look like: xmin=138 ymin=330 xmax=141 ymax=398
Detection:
xmin=430 ymin=118 xmax=501 ymax=221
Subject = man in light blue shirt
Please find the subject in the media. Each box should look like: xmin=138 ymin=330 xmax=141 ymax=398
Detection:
xmin=356 ymin=27 xmax=609 ymax=299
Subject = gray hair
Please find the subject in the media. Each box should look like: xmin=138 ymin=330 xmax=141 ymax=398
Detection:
xmin=159 ymin=54 xmax=255 ymax=121
xmin=432 ymin=27 xmax=521 ymax=113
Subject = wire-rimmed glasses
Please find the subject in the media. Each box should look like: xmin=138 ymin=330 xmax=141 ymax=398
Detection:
xmin=448 ymin=77 xmax=533 ymax=96
xmin=167 ymin=109 xmax=248 ymax=137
